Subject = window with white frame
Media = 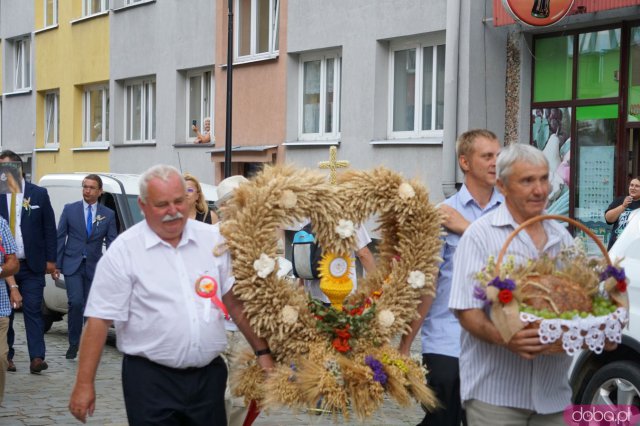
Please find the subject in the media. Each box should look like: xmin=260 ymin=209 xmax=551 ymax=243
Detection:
xmin=45 ymin=0 xmax=58 ymax=27
xmin=44 ymin=91 xmax=60 ymax=146
xmin=13 ymin=37 xmax=31 ymax=91
xmin=299 ymin=52 xmax=341 ymax=140
xmin=125 ymin=78 xmax=156 ymax=143
xmin=187 ymin=70 xmax=213 ymax=140
xmin=83 ymin=0 xmax=108 ymax=16
xmin=236 ymin=0 xmax=279 ymax=60
xmin=83 ymin=85 xmax=109 ymax=144
xmin=389 ymin=39 xmax=445 ymax=139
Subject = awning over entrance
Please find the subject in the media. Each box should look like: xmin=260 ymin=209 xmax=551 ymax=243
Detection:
xmin=493 ymin=0 xmax=640 ymax=27
xmin=209 ymin=145 xmax=278 ymax=163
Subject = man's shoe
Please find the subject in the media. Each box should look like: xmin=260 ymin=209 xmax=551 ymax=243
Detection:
xmin=66 ymin=345 xmax=79 ymax=360
xmin=6 ymin=359 xmax=16 ymax=372
xmin=29 ymin=358 xmax=49 ymax=374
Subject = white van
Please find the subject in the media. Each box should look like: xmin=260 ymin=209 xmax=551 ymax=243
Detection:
xmin=569 ymin=210 xmax=640 ymax=408
xmin=38 ymin=172 xmax=217 ymax=331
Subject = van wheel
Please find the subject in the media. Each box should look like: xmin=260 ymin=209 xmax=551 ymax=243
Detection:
xmin=580 ymin=361 xmax=640 ymax=408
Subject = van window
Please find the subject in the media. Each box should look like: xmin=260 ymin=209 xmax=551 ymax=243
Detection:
xmin=126 ymin=195 xmax=144 ymax=224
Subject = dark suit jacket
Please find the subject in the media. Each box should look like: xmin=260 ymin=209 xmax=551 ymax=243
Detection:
xmin=57 ymin=201 xmax=117 ymax=279
xmin=0 ymin=181 xmax=57 ymax=274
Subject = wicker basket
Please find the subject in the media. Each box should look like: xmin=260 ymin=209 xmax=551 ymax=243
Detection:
xmin=491 ymin=214 xmax=628 ymax=354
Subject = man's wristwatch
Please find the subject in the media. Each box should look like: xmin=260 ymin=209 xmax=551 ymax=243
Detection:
xmin=9 ymin=285 xmax=19 ymax=290
xmin=254 ymin=348 xmax=272 ymax=357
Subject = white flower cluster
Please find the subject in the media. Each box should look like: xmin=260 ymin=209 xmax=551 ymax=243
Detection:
xmin=253 ymin=253 xmax=276 ymax=278
xmin=398 ymin=182 xmax=416 ymax=200
xmin=281 ymin=305 xmax=299 ymax=324
xmin=378 ymin=309 xmax=395 ymax=328
xmin=407 ymin=270 xmax=426 ymax=289
xmin=335 ymin=219 xmax=355 ymax=239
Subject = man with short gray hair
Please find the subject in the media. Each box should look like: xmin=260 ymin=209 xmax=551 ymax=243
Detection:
xmin=69 ymin=165 xmax=273 ymax=425
xmin=449 ymin=143 xmax=575 ymax=425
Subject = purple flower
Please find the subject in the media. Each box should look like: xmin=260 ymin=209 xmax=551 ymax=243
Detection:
xmin=488 ymin=277 xmax=516 ymax=291
xmin=473 ymin=285 xmax=488 ymax=302
xmin=600 ymin=265 xmax=626 ymax=282
xmin=365 ymin=355 xmax=388 ymax=385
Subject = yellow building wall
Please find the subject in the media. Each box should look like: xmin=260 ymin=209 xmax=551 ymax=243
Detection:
xmin=34 ymin=0 xmax=110 ymax=181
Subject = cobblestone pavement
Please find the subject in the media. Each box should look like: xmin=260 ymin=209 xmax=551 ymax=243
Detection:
xmin=1 ymin=313 xmax=425 ymax=425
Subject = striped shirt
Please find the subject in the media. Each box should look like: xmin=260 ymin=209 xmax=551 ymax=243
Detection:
xmin=449 ymin=203 xmax=574 ymax=414
xmin=0 ymin=216 xmax=18 ymax=317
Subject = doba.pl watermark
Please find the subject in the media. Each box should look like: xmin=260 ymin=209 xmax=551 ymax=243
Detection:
xmin=564 ymin=405 xmax=640 ymax=425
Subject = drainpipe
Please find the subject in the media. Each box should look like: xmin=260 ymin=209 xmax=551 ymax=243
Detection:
xmin=441 ymin=0 xmax=462 ymax=198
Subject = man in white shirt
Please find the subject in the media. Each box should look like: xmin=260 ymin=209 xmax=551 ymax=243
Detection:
xmin=68 ymin=165 xmax=273 ymax=425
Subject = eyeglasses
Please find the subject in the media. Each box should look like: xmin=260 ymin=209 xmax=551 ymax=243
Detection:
xmin=186 ymin=188 xmax=197 ymax=194
xmin=82 ymin=185 xmax=99 ymax=191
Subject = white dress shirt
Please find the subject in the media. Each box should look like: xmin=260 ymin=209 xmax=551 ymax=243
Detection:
xmin=82 ymin=200 xmax=98 ymax=228
xmin=449 ymin=203 xmax=574 ymax=414
xmin=85 ymin=219 xmax=234 ymax=369
xmin=4 ymin=179 xmax=26 ymax=259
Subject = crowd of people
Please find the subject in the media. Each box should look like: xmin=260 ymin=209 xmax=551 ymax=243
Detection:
xmin=0 ymin=129 xmax=637 ymax=424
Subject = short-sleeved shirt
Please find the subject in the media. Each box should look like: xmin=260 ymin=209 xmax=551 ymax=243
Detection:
xmin=0 ymin=217 xmax=18 ymax=317
xmin=420 ymin=185 xmax=503 ymax=357
xmin=605 ymin=196 xmax=640 ymax=249
xmin=303 ymin=224 xmax=371 ymax=304
xmin=85 ymin=219 xmax=234 ymax=369
xmin=449 ymin=203 xmax=574 ymax=414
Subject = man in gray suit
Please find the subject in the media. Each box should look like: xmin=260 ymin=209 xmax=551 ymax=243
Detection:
xmin=53 ymin=174 xmax=117 ymax=359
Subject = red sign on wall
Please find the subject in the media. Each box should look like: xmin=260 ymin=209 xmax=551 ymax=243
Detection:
xmin=502 ymin=0 xmax=575 ymax=27
xmin=495 ymin=0 xmax=640 ymax=26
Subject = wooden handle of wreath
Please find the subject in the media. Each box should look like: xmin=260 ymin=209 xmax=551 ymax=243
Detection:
xmin=494 ymin=214 xmax=611 ymax=275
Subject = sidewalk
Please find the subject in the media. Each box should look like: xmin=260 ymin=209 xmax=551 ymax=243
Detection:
xmin=0 ymin=313 xmax=425 ymax=425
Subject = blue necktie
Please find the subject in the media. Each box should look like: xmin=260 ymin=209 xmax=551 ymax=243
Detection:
xmin=86 ymin=205 xmax=93 ymax=236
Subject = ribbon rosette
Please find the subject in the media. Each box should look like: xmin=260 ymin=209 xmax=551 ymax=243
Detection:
xmin=195 ymin=275 xmax=229 ymax=320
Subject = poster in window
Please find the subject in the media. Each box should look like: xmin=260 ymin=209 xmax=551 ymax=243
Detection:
xmin=531 ymin=107 xmax=571 ymax=217
xmin=575 ymin=145 xmax=615 ymax=253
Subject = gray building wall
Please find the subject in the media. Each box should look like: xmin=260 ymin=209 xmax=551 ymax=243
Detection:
xmin=109 ymin=0 xmax=216 ymax=184
xmin=284 ymin=0 xmax=510 ymax=205
xmin=1 ymin=0 xmax=36 ymax=178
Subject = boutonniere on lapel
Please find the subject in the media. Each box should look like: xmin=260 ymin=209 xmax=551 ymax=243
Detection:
xmin=22 ymin=197 xmax=32 ymax=215
xmin=93 ymin=215 xmax=106 ymax=227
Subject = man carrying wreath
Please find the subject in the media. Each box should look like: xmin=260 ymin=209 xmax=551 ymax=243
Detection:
xmin=68 ymin=165 xmax=273 ymax=425
xmin=448 ymin=144 xmax=603 ymax=425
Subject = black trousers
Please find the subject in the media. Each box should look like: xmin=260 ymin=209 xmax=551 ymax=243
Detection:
xmin=419 ymin=353 xmax=466 ymax=426
xmin=122 ymin=355 xmax=228 ymax=426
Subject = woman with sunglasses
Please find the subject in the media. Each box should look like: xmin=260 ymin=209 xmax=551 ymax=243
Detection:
xmin=183 ymin=173 xmax=213 ymax=224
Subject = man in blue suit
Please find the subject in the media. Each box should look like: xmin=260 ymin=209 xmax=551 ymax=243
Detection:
xmin=0 ymin=150 xmax=57 ymax=374
xmin=53 ymin=174 xmax=116 ymax=359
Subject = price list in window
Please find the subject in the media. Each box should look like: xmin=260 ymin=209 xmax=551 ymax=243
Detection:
xmin=576 ymin=146 xmax=615 ymax=253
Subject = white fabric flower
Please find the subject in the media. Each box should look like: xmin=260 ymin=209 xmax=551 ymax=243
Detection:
xmin=253 ymin=253 xmax=276 ymax=278
xmin=378 ymin=309 xmax=395 ymax=328
xmin=281 ymin=305 xmax=299 ymax=324
xmin=280 ymin=190 xmax=297 ymax=209
xmin=335 ymin=219 xmax=355 ymax=239
xmin=398 ymin=183 xmax=415 ymax=200
xmin=407 ymin=270 xmax=426 ymax=289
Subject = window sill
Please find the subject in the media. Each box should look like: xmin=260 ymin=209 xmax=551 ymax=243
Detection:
xmin=282 ymin=140 xmax=340 ymax=148
xmin=72 ymin=145 xmax=110 ymax=152
xmin=70 ymin=10 xmax=109 ymax=25
xmin=220 ymin=52 xmax=279 ymax=68
xmin=3 ymin=89 xmax=32 ymax=97
xmin=112 ymin=142 xmax=157 ymax=148
xmin=34 ymin=147 xmax=60 ymax=152
xmin=113 ymin=0 xmax=156 ymax=12
xmin=173 ymin=142 xmax=215 ymax=148
xmin=34 ymin=24 xmax=59 ymax=35
xmin=370 ymin=138 xmax=443 ymax=146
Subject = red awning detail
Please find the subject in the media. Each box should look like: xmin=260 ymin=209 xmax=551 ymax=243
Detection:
xmin=494 ymin=0 xmax=640 ymax=27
